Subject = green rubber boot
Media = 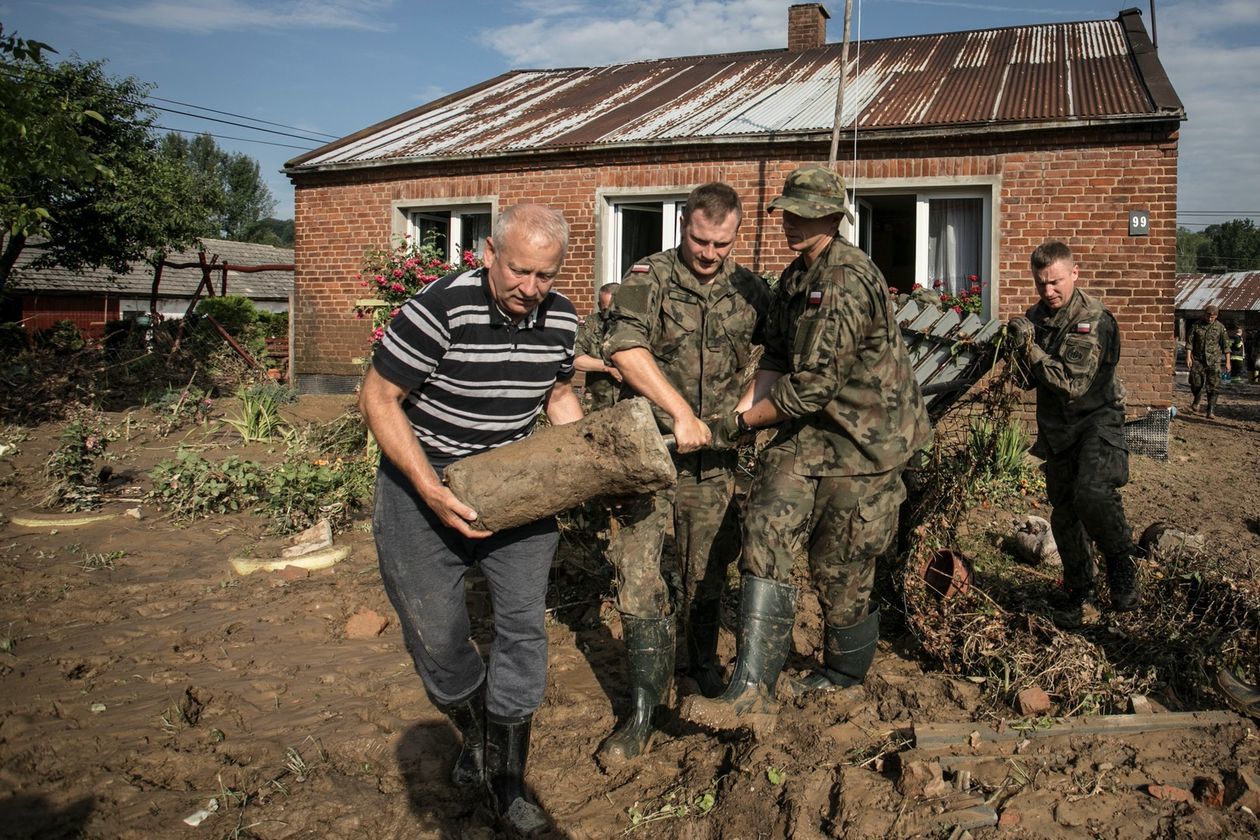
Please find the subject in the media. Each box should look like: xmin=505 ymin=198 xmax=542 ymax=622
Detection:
xmin=788 ymin=608 xmax=880 ymax=695
xmin=596 ymin=615 xmax=673 ymax=767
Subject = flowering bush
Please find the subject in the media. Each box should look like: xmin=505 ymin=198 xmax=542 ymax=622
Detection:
xmin=355 ymin=234 xmax=482 ymax=345
xmin=909 ymin=274 xmax=984 ymax=315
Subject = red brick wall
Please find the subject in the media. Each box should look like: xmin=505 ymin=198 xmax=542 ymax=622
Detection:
xmin=291 ymin=124 xmax=1178 ymax=408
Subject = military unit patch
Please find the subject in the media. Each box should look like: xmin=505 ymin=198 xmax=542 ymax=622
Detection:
xmin=1075 ymin=322 xmax=1091 ymax=333
xmin=630 ymin=263 xmax=650 ymax=273
xmin=808 ymin=290 xmax=824 ymax=306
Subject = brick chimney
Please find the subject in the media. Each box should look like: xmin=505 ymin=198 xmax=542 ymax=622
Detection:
xmin=788 ymin=3 xmax=829 ymax=52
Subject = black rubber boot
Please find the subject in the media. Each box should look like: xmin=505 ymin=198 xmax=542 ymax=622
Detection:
xmin=433 ymin=681 xmax=485 ymax=785
xmin=678 ymin=576 xmax=796 ymax=735
xmin=485 ymin=712 xmax=549 ymax=836
xmin=1216 ymin=669 xmax=1260 ymax=719
xmin=596 ymin=615 xmax=673 ymax=767
xmin=1206 ymin=393 xmax=1218 ymax=418
xmin=789 ymin=608 xmax=880 ymax=694
xmin=1105 ymin=551 xmax=1141 ymax=612
xmin=686 ymin=600 xmax=725 ymax=698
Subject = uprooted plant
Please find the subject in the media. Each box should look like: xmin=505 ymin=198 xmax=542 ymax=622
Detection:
xmin=42 ymin=417 xmax=112 ymax=511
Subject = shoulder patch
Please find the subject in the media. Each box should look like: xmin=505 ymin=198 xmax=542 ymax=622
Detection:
xmin=630 ymin=263 xmax=651 ymax=273
xmin=807 ymin=290 xmax=824 ymax=307
xmin=1075 ymin=322 xmax=1091 ymax=334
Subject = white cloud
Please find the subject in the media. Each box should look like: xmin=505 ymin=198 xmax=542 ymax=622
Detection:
xmin=1156 ymin=1 xmax=1260 ymax=215
xmin=479 ymin=0 xmax=785 ymax=67
xmin=72 ymin=0 xmax=395 ymax=34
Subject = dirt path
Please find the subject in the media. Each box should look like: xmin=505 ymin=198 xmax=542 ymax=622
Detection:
xmin=1 ymin=385 xmax=1258 ymax=839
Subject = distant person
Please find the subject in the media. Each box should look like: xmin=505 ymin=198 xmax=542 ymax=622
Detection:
xmin=1228 ymin=324 xmax=1246 ymax=380
xmin=358 ymin=204 xmax=582 ymax=835
xmin=596 ymin=181 xmax=769 ymax=765
xmin=1005 ymin=241 xmax=1141 ymax=628
xmin=572 ymin=282 xmax=622 ymax=412
xmin=1187 ymin=304 xmax=1228 ymax=417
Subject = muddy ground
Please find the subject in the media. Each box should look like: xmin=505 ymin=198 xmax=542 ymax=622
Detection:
xmin=1 ymin=380 xmax=1258 ymax=839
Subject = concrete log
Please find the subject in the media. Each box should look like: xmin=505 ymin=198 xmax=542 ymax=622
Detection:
xmin=444 ymin=397 xmax=676 ymax=532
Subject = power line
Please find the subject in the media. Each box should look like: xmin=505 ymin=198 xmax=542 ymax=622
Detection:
xmin=147 ymin=95 xmax=338 ymax=140
xmin=152 ymin=104 xmax=330 ymax=143
xmin=153 ymin=124 xmax=314 ymax=151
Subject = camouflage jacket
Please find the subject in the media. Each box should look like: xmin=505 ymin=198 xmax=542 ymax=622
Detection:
xmin=1189 ymin=320 xmax=1228 ymax=367
xmin=574 ymin=307 xmax=618 ymax=408
xmin=1020 ymin=288 xmax=1126 ymax=455
xmin=604 ymin=248 xmax=770 ymax=477
xmin=760 ymin=236 xmax=931 ymax=477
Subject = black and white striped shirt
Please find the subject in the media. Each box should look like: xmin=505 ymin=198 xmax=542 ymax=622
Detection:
xmin=373 ymin=268 xmax=577 ymax=469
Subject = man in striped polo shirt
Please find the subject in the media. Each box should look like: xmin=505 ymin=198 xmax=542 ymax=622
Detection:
xmin=359 ymin=204 xmax=581 ymax=835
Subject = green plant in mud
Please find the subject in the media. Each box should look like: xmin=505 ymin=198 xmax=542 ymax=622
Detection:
xmin=147 ymin=383 xmax=215 ymax=435
xmin=148 ymin=450 xmax=266 ymax=519
xmin=42 ymin=418 xmax=111 ymax=510
xmin=261 ymin=455 xmax=375 ymax=533
xmin=625 ymin=785 xmax=717 ymax=833
xmin=222 ymin=383 xmax=294 ymax=443
xmin=79 ymin=549 xmax=125 ymax=571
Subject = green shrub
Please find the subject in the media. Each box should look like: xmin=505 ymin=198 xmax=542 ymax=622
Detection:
xmin=148 ymin=451 xmax=266 ymax=519
xmin=195 ymin=296 xmax=259 ymax=336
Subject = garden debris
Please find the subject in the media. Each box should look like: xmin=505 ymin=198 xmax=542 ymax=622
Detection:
xmin=125 ymin=507 xmax=144 ymax=520
xmin=1147 ymin=784 xmax=1194 ymax=803
xmin=281 ymin=519 xmax=333 ymax=558
xmin=1006 ymin=514 xmax=1060 ymax=566
xmin=1015 ymin=686 xmax=1052 ymax=716
xmin=1231 ymin=768 xmax=1260 ymax=812
xmin=914 ymin=711 xmax=1242 ymax=751
xmin=229 ymin=544 xmax=349 ymax=576
xmin=896 ymin=758 xmax=950 ymax=798
xmin=182 ymin=798 xmax=219 ymax=827
xmin=1194 ymin=776 xmax=1226 ymax=807
xmin=1138 ymin=521 xmax=1206 ymax=560
xmin=345 ymin=609 xmax=388 ymax=640
xmin=9 ymin=511 xmax=118 ymax=529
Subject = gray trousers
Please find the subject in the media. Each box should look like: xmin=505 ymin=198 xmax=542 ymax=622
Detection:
xmin=373 ymin=462 xmax=558 ymax=718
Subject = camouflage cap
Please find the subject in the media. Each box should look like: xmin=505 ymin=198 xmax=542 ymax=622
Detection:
xmin=768 ymin=165 xmax=854 ymax=221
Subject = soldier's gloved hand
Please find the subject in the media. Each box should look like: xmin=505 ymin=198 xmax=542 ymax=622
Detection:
xmin=707 ymin=412 xmax=745 ymax=451
xmin=1006 ymin=316 xmax=1035 ymax=355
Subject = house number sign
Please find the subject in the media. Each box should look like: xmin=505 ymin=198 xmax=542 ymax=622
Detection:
xmin=1129 ymin=209 xmax=1149 ymax=236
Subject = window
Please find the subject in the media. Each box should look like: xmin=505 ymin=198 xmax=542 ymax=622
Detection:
xmin=850 ymin=188 xmax=993 ymax=318
xmin=404 ymin=204 xmax=492 ymax=263
xmin=601 ymin=195 xmax=686 ymax=285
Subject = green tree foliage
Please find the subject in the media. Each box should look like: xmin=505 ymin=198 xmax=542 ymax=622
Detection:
xmin=0 ymin=26 xmax=210 ymax=292
xmin=243 ymin=217 xmax=294 ymax=247
xmin=1177 ymin=219 xmax=1260 ymax=273
xmin=159 ymin=132 xmax=277 ymax=242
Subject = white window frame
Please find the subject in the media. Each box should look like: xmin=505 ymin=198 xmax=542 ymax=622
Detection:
xmin=596 ymin=189 xmax=688 ymax=289
xmin=844 ymin=177 xmax=999 ymax=319
xmin=390 ymin=197 xmax=496 ymax=264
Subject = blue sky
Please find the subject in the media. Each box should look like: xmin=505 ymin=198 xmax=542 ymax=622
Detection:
xmin=2 ymin=0 xmax=1256 ymax=227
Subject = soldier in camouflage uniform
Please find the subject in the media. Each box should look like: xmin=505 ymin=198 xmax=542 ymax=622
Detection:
xmin=595 ymin=182 xmax=770 ymax=765
xmin=680 ymin=166 xmax=931 ymax=732
xmin=1006 ymin=241 xmax=1141 ymax=627
xmin=573 ymin=282 xmax=622 ymax=412
xmin=1186 ymin=304 xmax=1228 ymax=417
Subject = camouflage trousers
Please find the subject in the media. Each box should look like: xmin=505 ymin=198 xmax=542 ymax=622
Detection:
xmin=1189 ymin=361 xmax=1221 ymax=396
xmin=607 ymin=455 xmax=740 ymax=619
xmin=741 ymin=443 xmax=905 ymax=628
xmin=1043 ymin=426 xmax=1136 ymax=595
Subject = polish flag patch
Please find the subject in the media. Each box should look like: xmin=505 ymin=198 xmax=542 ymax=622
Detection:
xmin=808 ymin=290 xmax=824 ymax=307
xmin=1075 ymin=322 xmax=1091 ymax=334
xmin=630 ymin=263 xmax=650 ymax=273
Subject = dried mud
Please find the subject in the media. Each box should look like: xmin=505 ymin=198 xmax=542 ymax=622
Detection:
xmin=0 ymin=386 xmax=1258 ymax=839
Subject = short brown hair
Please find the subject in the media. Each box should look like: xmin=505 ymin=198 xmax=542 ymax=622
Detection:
xmin=684 ymin=182 xmax=742 ymax=223
xmin=1030 ymin=240 xmax=1074 ymax=271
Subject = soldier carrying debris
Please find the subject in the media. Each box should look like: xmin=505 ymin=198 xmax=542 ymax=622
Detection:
xmin=1005 ymin=241 xmax=1141 ymax=628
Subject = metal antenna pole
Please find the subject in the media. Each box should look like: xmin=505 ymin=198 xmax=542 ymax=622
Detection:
xmin=827 ymin=0 xmax=854 ymax=168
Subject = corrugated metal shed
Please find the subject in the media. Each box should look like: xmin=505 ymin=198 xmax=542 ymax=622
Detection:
xmin=289 ymin=10 xmax=1181 ymax=173
xmin=11 ymin=239 xmax=294 ymax=301
xmin=1174 ymin=272 xmax=1260 ymax=313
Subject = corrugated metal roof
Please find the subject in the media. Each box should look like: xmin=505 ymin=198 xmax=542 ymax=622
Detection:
xmin=1174 ymin=272 xmax=1260 ymax=312
xmin=291 ymin=12 xmax=1179 ymax=172
xmin=11 ymin=239 xmax=294 ymax=300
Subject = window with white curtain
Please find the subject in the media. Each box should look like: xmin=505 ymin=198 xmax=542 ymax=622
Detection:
xmin=850 ymin=188 xmax=993 ymax=319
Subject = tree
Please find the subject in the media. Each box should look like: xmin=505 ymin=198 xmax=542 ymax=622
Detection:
xmin=159 ymin=132 xmax=276 ymax=242
xmin=0 ymin=26 xmax=210 ymax=292
xmin=1177 ymin=219 xmax=1260 ymax=273
xmin=242 ymin=217 xmax=294 ymax=247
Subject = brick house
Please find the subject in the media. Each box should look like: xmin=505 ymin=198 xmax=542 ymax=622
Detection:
xmin=284 ymin=4 xmax=1183 ymax=408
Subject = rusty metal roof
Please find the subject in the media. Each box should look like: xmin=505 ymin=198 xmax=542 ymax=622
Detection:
xmin=1175 ymin=272 xmax=1260 ymax=313
xmin=289 ymin=9 xmax=1182 ymax=173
